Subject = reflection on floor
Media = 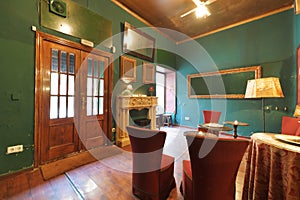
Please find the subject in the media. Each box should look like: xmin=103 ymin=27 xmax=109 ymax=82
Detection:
xmin=0 ymin=126 xmax=246 ymax=200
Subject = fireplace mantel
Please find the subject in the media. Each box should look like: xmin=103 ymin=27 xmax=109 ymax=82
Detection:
xmin=116 ymin=96 xmax=158 ymax=147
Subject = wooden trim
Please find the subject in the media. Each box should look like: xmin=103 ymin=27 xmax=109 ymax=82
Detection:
xmin=111 ymin=1 xmax=292 ymax=44
xmin=120 ymin=55 xmax=136 ymax=82
xmin=297 ymin=46 xmax=300 ymax=104
xmin=111 ymin=0 xmax=177 ymax=43
xmin=34 ymin=31 xmax=41 ymax=168
xmin=107 ymin=52 xmax=114 ymax=142
xmin=177 ymin=5 xmax=293 ymax=44
xmin=34 ymin=31 xmax=114 ymax=165
xmin=187 ymin=66 xmax=262 ymax=99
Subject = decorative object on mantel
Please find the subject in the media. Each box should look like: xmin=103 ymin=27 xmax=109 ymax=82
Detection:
xmin=148 ymin=86 xmax=154 ymax=96
xmin=245 ymin=77 xmax=284 ymax=132
xmin=115 ymin=96 xmax=158 ymax=147
xmin=120 ymin=77 xmax=134 ymax=96
xmin=121 ymin=84 xmax=133 ymax=96
xmin=293 ymin=105 xmax=300 ymax=117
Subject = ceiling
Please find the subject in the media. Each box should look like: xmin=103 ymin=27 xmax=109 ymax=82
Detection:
xmin=112 ymin=0 xmax=294 ymax=43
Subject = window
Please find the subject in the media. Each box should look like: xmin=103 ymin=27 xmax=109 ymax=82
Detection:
xmin=86 ymin=58 xmax=105 ymax=116
xmin=50 ymin=49 xmax=75 ymax=119
xmin=155 ymin=66 xmax=176 ymax=115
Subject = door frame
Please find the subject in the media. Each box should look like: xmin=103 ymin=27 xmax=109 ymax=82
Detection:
xmin=34 ymin=31 xmax=114 ymax=167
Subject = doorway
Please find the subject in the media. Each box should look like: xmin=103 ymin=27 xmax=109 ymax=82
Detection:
xmin=35 ymin=32 xmax=113 ymax=165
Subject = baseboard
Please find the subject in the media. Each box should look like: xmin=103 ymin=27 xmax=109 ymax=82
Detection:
xmin=40 ymin=145 xmax=122 ymax=180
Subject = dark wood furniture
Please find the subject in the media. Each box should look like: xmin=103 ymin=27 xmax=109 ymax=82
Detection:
xmin=126 ymin=126 xmax=176 ymax=200
xmin=197 ymin=124 xmax=233 ymax=135
xmin=224 ymin=121 xmax=249 ymax=138
xmin=180 ymin=131 xmax=249 ymax=200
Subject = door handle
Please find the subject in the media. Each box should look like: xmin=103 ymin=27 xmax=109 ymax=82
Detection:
xmin=81 ymin=96 xmax=86 ymax=110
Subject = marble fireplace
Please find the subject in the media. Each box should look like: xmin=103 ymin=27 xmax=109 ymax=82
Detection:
xmin=116 ymin=95 xmax=158 ymax=147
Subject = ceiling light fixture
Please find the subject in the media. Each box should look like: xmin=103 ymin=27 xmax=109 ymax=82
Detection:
xmin=195 ymin=4 xmax=211 ymax=18
xmin=180 ymin=0 xmax=213 ymax=18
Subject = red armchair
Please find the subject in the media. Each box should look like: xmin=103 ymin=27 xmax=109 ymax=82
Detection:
xmin=281 ymin=116 xmax=300 ymax=136
xmin=180 ymin=132 xmax=249 ymax=200
xmin=203 ymin=110 xmax=221 ymax=124
xmin=126 ymin=126 xmax=176 ymax=200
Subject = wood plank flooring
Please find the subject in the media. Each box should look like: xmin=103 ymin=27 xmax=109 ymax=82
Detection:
xmin=0 ymin=126 xmax=247 ymax=200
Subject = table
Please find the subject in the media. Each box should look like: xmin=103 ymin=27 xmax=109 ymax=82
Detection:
xmin=198 ymin=123 xmax=233 ymax=135
xmin=224 ymin=121 xmax=249 ymax=138
xmin=242 ymin=133 xmax=300 ymax=200
xmin=163 ymin=114 xmax=172 ymax=126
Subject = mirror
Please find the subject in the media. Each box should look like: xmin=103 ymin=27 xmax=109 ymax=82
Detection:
xmin=123 ymin=22 xmax=155 ymax=62
xmin=188 ymin=66 xmax=262 ymax=98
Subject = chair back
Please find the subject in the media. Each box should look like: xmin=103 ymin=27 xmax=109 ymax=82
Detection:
xmin=185 ymin=133 xmax=249 ymax=200
xmin=126 ymin=126 xmax=167 ymax=195
xmin=281 ymin=116 xmax=300 ymax=136
xmin=203 ymin=110 xmax=221 ymax=123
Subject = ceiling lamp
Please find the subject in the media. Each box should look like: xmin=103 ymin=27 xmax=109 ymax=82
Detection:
xmin=195 ymin=4 xmax=211 ymax=18
xmin=180 ymin=0 xmax=213 ymax=18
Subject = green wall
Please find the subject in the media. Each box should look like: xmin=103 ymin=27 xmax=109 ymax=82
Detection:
xmin=176 ymin=10 xmax=296 ymax=136
xmin=0 ymin=0 xmax=299 ymax=177
xmin=0 ymin=0 xmax=175 ymax=176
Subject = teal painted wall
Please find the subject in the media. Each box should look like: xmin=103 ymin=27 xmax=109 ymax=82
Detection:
xmin=0 ymin=0 xmax=37 ymax=176
xmin=0 ymin=0 xmax=299 ymax=177
xmin=176 ymin=10 xmax=296 ymax=136
xmin=0 ymin=0 xmax=175 ymax=176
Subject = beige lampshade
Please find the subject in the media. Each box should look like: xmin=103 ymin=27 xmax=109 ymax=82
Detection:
xmin=293 ymin=105 xmax=300 ymax=117
xmin=245 ymin=77 xmax=284 ymax=98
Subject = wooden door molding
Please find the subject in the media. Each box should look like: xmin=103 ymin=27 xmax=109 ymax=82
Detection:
xmin=297 ymin=46 xmax=300 ymax=104
xmin=34 ymin=31 xmax=114 ymax=166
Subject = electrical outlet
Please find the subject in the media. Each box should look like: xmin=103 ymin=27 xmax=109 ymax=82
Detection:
xmin=6 ymin=145 xmax=23 ymax=154
xmin=185 ymin=117 xmax=190 ymax=121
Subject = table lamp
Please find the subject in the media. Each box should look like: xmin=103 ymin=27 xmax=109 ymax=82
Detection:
xmin=245 ymin=77 xmax=284 ymax=132
xmin=293 ymin=105 xmax=300 ymax=117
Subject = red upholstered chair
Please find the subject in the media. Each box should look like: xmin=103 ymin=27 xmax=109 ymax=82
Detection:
xmin=281 ymin=116 xmax=300 ymax=136
xmin=126 ymin=126 xmax=176 ymax=200
xmin=180 ymin=132 xmax=249 ymax=200
xmin=203 ymin=110 xmax=221 ymax=124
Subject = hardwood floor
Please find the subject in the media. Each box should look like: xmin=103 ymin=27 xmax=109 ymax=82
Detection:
xmin=0 ymin=126 xmax=247 ymax=200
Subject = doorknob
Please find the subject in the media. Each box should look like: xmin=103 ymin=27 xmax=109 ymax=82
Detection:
xmin=81 ymin=96 xmax=86 ymax=110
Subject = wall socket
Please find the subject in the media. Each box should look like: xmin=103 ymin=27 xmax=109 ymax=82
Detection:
xmin=6 ymin=145 xmax=23 ymax=154
xmin=184 ymin=117 xmax=190 ymax=121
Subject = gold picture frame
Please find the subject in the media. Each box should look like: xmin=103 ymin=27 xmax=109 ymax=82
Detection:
xmin=143 ymin=62 xmax=155 ymax=84
xmin=120 ymin=56 xmax=136 ymax=82
xmin=295 ymin=0 xmax=300 ymax=14
xmin=188 ymin=66 xmax=262 ymax=98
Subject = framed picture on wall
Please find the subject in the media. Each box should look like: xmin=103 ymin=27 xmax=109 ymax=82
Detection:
xmin=123 ymin=22 xmax=155 ymax=62
xmin=120 ymin=56 xmax=136 ymax=82
xmin=295 ymin=0 xmax=300 ymax=14
xmin=143 ymin=62 xmax=155 ymax=84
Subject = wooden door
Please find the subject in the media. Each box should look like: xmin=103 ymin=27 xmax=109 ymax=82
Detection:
xmin=78 ymin=51 xmax=109 ymax=150
xmin=40 ymin=40 xmax=81 ymax=164
xmin=37 ymin=32 xmax=112 ymax=164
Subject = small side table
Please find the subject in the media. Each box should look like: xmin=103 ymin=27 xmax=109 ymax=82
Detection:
xmin=198 ymin=124 xmax=233 ymax=136
xmin=163 ymin=114 xmax=172 ymax=126
xmin=224 ymin=121 xmax=249 ymax=138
